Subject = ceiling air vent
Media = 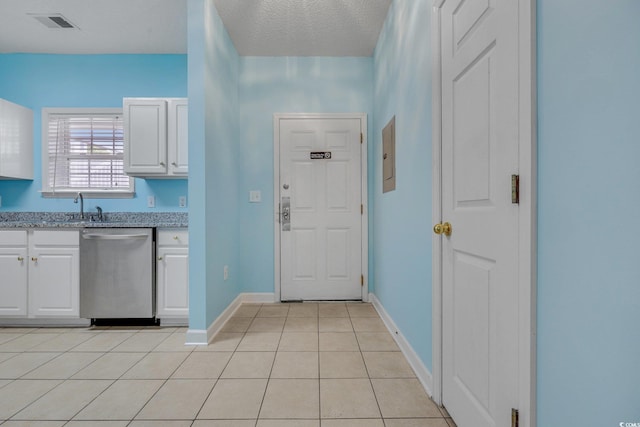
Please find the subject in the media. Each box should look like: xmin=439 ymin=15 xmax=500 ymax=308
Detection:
xmin=30 ymin=14 xmax=79 ymax=29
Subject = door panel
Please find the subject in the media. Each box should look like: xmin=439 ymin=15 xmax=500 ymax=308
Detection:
xmin=279 ymin=118 xmax=362 ymax=301
xmin=441 ymin=0 xmax=519 ymax=426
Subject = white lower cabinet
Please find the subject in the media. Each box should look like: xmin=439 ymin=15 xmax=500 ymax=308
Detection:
xmin=0 ymin=229 xmax=79 ymax=319
xmin=156 ymin=229 xmax=189 ymax=321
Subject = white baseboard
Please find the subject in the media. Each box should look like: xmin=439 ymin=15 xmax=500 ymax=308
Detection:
xmin=369 ymin=293 xmax=434 ymax=397
xmin=0 ymin=318 xmax=91 ymax=327
xmin=185 ymin=292 xmax=276 ymax=345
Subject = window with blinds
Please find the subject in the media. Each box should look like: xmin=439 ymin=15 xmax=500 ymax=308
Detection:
xmin=42 ymin=108 xmax=134 ymax=196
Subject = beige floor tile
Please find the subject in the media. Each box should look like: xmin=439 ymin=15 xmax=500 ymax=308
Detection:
xmin=0 ymin=352 xmax=18 ymax=363
xmin=259 ymin=379 xmax=319 ymax=419
xmin=122 ymin=352 xmax=188 ymax=379
xmin=319 ymin=332 xmax=359 ymax=351
xmin=71 ymin=352 xmax=146 ymax=379
xmin=66 ymin=422 xmax=129 ymax=427
xmin=0 ymin=379 xmax=61 ymax=419
xmin=321 ymin=420 xmax=384 ymax=427
xmin=319 ymin=352 xmax=367 ymax=378
xmin=192 ymin=421 xmax=256 ymax=427
xmin=221 ymin=351 xmax=275 ymax=378
xmin=172 ymin=352 xmax=232 ymax=379
xmin=1 ymin=328 xmax=35 ymax=334
xmin=355 ymin=332 xmax=399 ymax=351
xmin=22 ymin=352 xmax=102 ymax=380
xmin=220 ymin=318 xmax=253 ymax=333
xmin=318 ymin=304 xmax=348 ymax=317
xmin=320 ymin=378 xmax=381 ymax=419
xmin=130 ymin=422 xmax=193 ymax=427
xmin=0 ymin=334 xmax=60 ymax=352
xmin=74 ymin=379 xmax=163 ymax=420
xmin=12 ymin=379 xmax=112 ymax=420
xmin=278 ymin=333 xmax=318 ymax=352
xmin=196 ymin=333 xmax=243 ymax=352
xmin=318 ymin=317 xmax=353 ymax=332
xmin=385 ymin=419 xmax=450 ymax=427
xmin=257 ymin=421 xmax=319 ymax=427
xmin=197 ymin=379 xmax=267 ymax=419
xmin=446 ymin=418 xmax=458 ymax=427
xmin=136 ymin=379 xmax=216 ymax=420
xmin=0 ymin=352 xmax=60 ymax=379
xmin=0 ymin=378 xmax=11 ymax=388
xmin=236 ymin=333 xmax=281 ymax=352
xmin=439 ymin=405 xmax=451 ymax=418
xmin=153 ymin=332 xmax=198 ymax=352
xmin=371 ymin=378 xmax=441 ymax=418
xmin=286 ymin=303 xmax=319 ymax=317
xmin=248 ymin=317 xmax=286 ymax=333
xmin=111 ymin=332 xmax=172 ymax=352
xmin=69 ymin=332 xmax=134 ymax=352
xmin=28 ymin=333 xmax=95 ymax=352
xmin=362 ymin=352 xmax=415 ymax=378
xmin=0 ymin=333 xmax=24 ymax=345
xmin=271 ymin=351 xmax=319 ymax=378
xmin=256 ymin=305 xmax=289 ymax=318
xmin=233 ymin=304 xmax=261 ymax=317
xmin=2 ymin=422 xmax=66 ymax=427
xmin=283 ymin=317 xmax=318 ymax=332
xmin=350 ymin=317 xmax=388 ymax=332
xmin=346 ymin=304 xmax=379 ymax=317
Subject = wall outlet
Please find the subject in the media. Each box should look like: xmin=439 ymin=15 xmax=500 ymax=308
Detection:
xmin=179 ymin=196 xmax=187 ymax=208
xmin=147 ymin=195 xmax=156 ymax=208
xmin=249 ymin=190 xmax=261 ymax=203
xmin=223 ymin=265 xmax=229 ymax=281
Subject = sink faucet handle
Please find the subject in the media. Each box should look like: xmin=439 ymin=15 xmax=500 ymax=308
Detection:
xmin=95 ymin=206 xmax=103 ymax=221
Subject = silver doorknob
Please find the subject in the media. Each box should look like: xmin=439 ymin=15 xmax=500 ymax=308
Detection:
xmin=283 ymin=184 xmax=289 ymax=190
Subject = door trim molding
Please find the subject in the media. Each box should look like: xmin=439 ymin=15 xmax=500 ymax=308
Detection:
xmin=273 ymin=113 xmax=369 ymax=302
xmin=430 ymin=1 xmax=537 ymax=426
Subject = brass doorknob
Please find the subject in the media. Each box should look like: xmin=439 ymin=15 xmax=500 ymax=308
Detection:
xmin=433 ymin=222 xmax=452 ymax=236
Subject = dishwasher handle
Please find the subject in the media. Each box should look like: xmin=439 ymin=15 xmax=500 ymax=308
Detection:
xmin=82 ymin=233 xmax=149 ymax=240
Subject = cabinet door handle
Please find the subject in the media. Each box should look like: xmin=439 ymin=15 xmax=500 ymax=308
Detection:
xmin=158 ymin=256 xmax=163 ymax=261
xmin=160 ymin=162 xmax=166 ymax=166
xmin=171 ymin=162 xmax=177 ymax=167
xmin=31 ymin=257 xmax=38 ymax=262
xmin=17 ymin=257 xmax=24 ymax=262
xmin=173 ymin=236 xmax=179 ymax=240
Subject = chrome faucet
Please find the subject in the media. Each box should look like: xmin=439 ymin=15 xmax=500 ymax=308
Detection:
xmin=73 ymin=192 xmax=84 ymax=220
xmin=94 ymin=206 xmax=103 ymax=222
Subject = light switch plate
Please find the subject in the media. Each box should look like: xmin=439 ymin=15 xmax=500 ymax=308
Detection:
xmin=179 ymin=196 xmax=187 ymax=208
xmin=223 ymin=265 xmax=229 ymax=281
xmin=147 ymin=195 xmax=156 ymax=208
xmin=249 ymin=191 xmax=261 ymax=203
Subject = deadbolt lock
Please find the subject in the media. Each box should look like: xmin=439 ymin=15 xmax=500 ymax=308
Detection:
xmin=433 ymin=222 xmax=452 ymax=237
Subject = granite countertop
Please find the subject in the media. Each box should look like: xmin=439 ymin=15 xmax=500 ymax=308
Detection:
xmin=0 ymin=212 xmax=188 ymax=229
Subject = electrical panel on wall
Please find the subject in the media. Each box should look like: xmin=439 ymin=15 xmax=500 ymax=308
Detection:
xmin=382 ymin=116 xmax=396 ymax=193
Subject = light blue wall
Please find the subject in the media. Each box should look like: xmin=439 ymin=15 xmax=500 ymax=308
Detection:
xmin=372 ymin=0 xmax=432 ymax=369
xmin=237 ymin=56 xmax=374 ymax=293
xmin=187 ymin=0 xmax=242 ymax=330
xmin=0 ymin=54 xmax=188 ymax=212
xmin=537 ymin=1 xmax=640 ymax=425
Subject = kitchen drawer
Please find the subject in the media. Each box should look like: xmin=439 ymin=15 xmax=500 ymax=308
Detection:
xmin=157 ymin=229 xmax=188 ymax=246
xmin=31 ymin=230 xmax=79 ymax=246
xmin=0 ymin=230 xmax=28 ymax=246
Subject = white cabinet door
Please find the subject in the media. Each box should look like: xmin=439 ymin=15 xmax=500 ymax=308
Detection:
xmin=124 ymin=98 xmax=167 ymax=175
xmin=168 ymin=98 xmax=188 ymax=176
xmin=0 ymin=247 xmax=28 ymax=316
xmin=28 ymin=231 xmax=79 ymax=318
xmin=0 ymin=98 xmax=33 ymax=179
xmin=156 ymin=229 xmax=189 ymax=319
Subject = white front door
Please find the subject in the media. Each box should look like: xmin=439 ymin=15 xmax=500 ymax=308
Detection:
xmin=277 ymin=116 xmax=364 ymax=301
xmin=439 ymin=0 xmax=520 ymax=426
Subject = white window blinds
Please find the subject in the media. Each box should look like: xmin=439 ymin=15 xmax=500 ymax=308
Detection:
xmin=45 ymin=111 xmax=132 ymax=193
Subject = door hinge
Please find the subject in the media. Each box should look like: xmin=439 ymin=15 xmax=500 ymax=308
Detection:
xmin=511 ymin=174 xmax=520 ymax=204
xmin=361 ymin=204 xmax=364 ymax=215
xmin=361 ymin=274 xmax=364 ymax=286
xmin=511 ymin=408 xmax=519 ymax=427
xmin=360 ymin=133 xmax=363 ymax=144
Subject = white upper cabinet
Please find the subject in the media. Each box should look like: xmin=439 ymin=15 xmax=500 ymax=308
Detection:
xmin=123 ymin=97 xmax=188 ymax=178
xmin=0 ymin=98 xmax=33 ymax=180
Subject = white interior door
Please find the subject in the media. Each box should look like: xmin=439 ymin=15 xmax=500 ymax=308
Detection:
xmin=278 ymin=117 xmax=363 ymax=301
xmin=439 ymin=0 xmax=520 ymax=426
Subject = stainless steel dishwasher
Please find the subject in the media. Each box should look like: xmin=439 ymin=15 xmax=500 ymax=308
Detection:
xmin=79 ymin=228 xmax=154 ymax=320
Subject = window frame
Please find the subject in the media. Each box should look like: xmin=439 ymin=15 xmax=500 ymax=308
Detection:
xmin=41 ymin=108 xmax=135 ymax=199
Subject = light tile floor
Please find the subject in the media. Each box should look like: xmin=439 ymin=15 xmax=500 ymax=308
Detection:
xmin=0 ymin=303 xmax=457 ymax=427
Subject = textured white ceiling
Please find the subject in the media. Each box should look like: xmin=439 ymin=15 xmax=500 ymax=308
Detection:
xmin=0 ymin=0 xmax=187 ymax=54
xmin=212 ymin=0 xmax=391 ymax=56
xmin=0 ymin=0 xmax=391 ymax=56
